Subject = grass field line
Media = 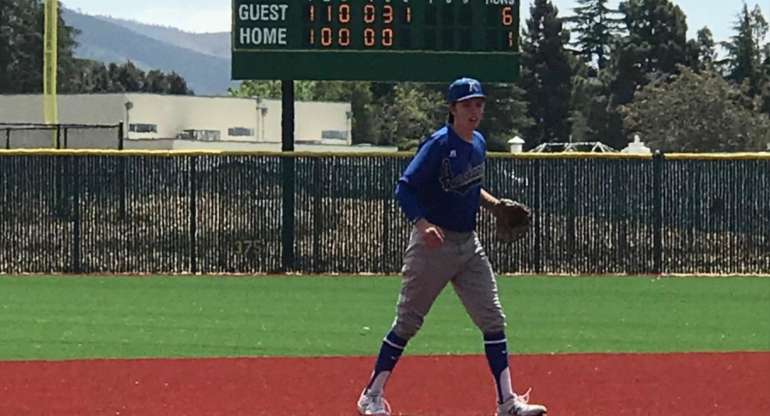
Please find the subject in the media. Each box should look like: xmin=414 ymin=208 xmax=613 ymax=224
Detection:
xmin=0 ymin=275 xmax=767 ymax=360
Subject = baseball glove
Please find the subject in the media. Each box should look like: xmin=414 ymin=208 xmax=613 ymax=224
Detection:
xmin=491 ymin=199 xmax=531 ymax=242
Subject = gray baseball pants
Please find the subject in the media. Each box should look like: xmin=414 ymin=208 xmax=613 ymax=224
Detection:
xmin=391 ymin=226 xmax=507 ymax=340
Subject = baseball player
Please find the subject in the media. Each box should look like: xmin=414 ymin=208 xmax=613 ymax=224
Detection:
xmin=356 ymin=78 xmax=547 ymax=416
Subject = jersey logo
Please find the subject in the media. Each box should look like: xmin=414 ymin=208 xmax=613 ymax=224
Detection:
xmin=449 ymin=150 xmax=457 ymax=158
xmin=439 ymin=159 xmax=484 ymax=195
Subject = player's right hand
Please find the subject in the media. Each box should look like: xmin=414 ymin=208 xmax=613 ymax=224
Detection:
xmin=416 ymin=218 xmax=445 ymax=249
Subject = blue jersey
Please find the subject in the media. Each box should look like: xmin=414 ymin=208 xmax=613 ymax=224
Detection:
xmin=395 ymin=125 xmax=486 ymax=233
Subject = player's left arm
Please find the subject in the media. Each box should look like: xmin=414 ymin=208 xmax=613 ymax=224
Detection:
xmin=480 ymin=188 xmax=500 ymax=211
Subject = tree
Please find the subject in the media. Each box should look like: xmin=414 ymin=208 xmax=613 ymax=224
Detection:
xmin=230 ymin=80 xmax=319 ymax=101
xmin=569 ymin=68 xmax=599 ymax=142
xmin=0 ymin=0 xmax=81 ymax=94
xmin=62 ymin=59 xmax=192 ymax=95
xmin=567 ymin=0 xmax=623 ymax=70
xmin=164 ymin=71 xmax=193 ymax=95
xmin=0 ymin=0 xmax=17 ymax=91
xmin=77 ymin=59 xmax=115 ymax=93
xmin=621 ymin=66 xmax=770 ymax=152
xmin=374 ymin=84 xmax=444 ymax=150
xmin=111 ymin=60 xmax=144 ymax=92
xmin=89 ymin=63 xmax=112 ymax=92
xmin=341 ymin=82 xmax=378 ymax=144
xmin=722 ymin=4 xmax=768 ymax=97
xmin=604 ymin=0 xmax=691 ymax=148
xmin=610 ymin=0 xmax=690 ymax=105
xmin=687 ymin=27 xmax=717 ymax=72
xmin=54 ymin=5 xmax=81 ymax=94
xmin=0 ymin=1 xmax=192 ymax=96
xmin=144 ymin=69 xmax=170 ymax=93
xmin=519 ymin=0 xmax=574 ymax=145
xmin=66 ymin=58 xmax=99 ymax=92
xmin=6 ymin=0 xmax=45 ymax=93
xmin=311 ymin=81 xmax=380 ymax=144
xmin=480 ymin=84 xmax=534 ymax=151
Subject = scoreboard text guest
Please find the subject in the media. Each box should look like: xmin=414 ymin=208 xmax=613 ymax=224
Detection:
xmin=238 ymin=4 xmax=290 ymax=46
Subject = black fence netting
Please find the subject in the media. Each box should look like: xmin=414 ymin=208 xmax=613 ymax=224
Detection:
xmin=1 ymin=151 xmax=768 ymax=275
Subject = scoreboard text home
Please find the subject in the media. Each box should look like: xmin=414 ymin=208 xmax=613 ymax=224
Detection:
xmin=232 ymin=0 xmax=521 ymax=82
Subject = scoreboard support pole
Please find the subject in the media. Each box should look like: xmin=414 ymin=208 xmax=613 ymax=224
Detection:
xmin=280 ymin=79 xmax=296 ymax=271
xmin=281 ymin=80 xmax=295 ymax=152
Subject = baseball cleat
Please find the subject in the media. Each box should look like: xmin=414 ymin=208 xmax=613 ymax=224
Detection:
xmin=496 ymin=388 xmax=547 ymax=416
xmin=357 ymin=389 xmax=391 ymax=416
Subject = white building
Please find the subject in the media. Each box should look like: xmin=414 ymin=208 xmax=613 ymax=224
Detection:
xmin=0 ymin=93 xmax=396 ymax=152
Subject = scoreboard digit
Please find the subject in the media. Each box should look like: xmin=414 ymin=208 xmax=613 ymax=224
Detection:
xmin=232 ymin=0 xmax=520 ymax=82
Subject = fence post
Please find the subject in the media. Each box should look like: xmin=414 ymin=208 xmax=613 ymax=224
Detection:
xmin=280 ymin=80 xmax=295 ymax=272
xmin=381 ymin=158 xmax=391 ymax=274
xmin=55 ymin=124 xmax=61 ymax=149
xmin=652 ymin=151 xmax=664 ymax=274
xmin=566 ymin=160 xmax=576 ymax=269
xmin=63 ymin=127 xmax=69 ymax=149
xmin=54 ymin=149 xmax=63 ymax=218
xmin=190 ymin=156 xmax=198 ymax=274
xmin=281 ymin=155 xmax=295 ymax=272
xmin=118 ymin=122 xmax=124 ymax=150
xmin=116 ymin=149 xmax=127 ymax=221
xmin=312 ymin=157 xmax=322 ymax=273
xmin=614 ymin=161 xmax=628 ymax=272
xmin=117 ymin=122 xmax=126 ymax=221
xmin=71 ymin=156 xmax=81 ymax=273
xmin=533 ymin=158 xmax=542 ymax=274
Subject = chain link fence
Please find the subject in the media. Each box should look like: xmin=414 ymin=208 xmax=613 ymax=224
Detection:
xmin=1 ymin=151 xmax=768 ymax=275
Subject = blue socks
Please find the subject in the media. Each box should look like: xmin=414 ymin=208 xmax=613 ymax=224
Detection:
xmin=365 ymin=330 xmax=514 ymax=403
xmin=484 ymin=332 xmax=513 ymax=403
xmin=365 ymin=330 xmax=407 ymax=395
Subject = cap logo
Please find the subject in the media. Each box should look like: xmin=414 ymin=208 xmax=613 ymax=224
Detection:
xmin=468 ymin=80 xmax=481 ymax=93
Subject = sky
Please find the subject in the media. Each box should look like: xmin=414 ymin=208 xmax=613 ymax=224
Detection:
xmin=60 ymin=0 xmax=762 ymax=43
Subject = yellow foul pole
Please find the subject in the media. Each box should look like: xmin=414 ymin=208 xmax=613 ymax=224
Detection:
xmin=44 ymin=0 xmax=59 ymax=147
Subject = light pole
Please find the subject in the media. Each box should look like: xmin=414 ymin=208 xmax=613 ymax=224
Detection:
xmin=124 ymin=101 xmax=133 ymax=139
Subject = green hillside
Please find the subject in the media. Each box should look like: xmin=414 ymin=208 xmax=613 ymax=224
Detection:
xmin=62 ymin=8 xmax=232 ymax=95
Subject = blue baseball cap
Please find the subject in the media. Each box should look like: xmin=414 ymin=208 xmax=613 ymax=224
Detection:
xmin=447 ymin=77 xmax=486 ymax=103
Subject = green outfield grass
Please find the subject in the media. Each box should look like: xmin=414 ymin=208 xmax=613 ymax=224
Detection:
xmin=0 ymin=276 xmax=768 ymax=360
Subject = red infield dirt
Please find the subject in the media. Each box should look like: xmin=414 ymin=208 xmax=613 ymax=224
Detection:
xmin=1 ymin=352 xmax=768 ymax=416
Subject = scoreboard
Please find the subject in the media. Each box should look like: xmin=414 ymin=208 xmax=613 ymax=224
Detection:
xmin=231 ymin=0 xmax=520 ymax=82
